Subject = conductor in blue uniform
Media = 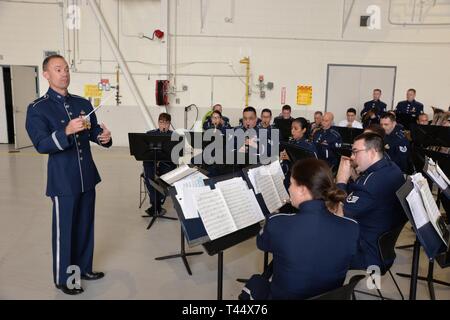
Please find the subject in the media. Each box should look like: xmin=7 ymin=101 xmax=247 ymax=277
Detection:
xmin=25 ymin=55 xmax=112 ymax=295
xmin=336 ymin=132 xmax=406 ymax=269
xmin=241 ymin=158 xmax=359 ymax=300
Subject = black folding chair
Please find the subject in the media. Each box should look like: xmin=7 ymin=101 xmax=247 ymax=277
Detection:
xmin=355 ymin=222 xmax=406 ymax=300
xmin=309 ymin=275 xmax=366 ymax=300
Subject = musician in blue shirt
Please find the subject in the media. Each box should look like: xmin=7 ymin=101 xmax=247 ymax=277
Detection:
xmin=336 ymin=132 xmax=406 ymax=269
xmin=241 ymin=158 xmax=359 ymax=299
xmin=395 ymin=88 xmax=424 ymax=116
xmin=202 ymin=104 xmax=230 ymax=130
xmin=280 ymin=117 xmax=317 ymax=187
xmin=380 ymin=113 xmax=412 ymax=174
xmin=202 ymin=110 xmax=229 ymax=134
xmin=313 ymin=112 xmax=342 ymax=169
xmin=361 ymin=89 xmax=387 ymax=127
xmin=26 ymin=55 xmax=112 ymax=295
xmin=394 ymin=88 xmax=424 ymax=129
xmin=143 ymin=113 xmax=176 ymax=216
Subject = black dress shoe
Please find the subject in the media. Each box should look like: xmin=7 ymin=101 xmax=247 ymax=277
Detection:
xmin=145 ymin=206 xmax=167 ymax=217
xmin=81 ymin=271 xmax=105 ymax=280
xmin=55 ymin=284 xmax=84 ymax=295
xmin=145 ymin=206 xmax=157 ymax=216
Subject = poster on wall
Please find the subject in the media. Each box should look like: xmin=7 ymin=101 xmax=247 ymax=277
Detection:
xmin=84 ymin=84 xmax=103 ymax=107
xmin=296 ymin=85 xmax=312 ymax=105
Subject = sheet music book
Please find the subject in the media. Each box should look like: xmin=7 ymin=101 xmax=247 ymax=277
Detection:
xmin=247 ymin=161 xmax=290 ymax=213
xmin=406 ymin=188 xmax=430 ymax=229
xmin=411 ymin=173 xmax=448 ymax=246
xmin=160 ymin=164 xmax=203 ymax=185
xmin=173 ymin=172 xmax=209 ymax=219
xmin=426 ymin=157 xmax=450 ymax=191
xmin=194 ymin=177 xmax=265 ymax=240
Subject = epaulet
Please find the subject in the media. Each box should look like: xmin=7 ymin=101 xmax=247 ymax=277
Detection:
xmin=362 ymin=172 xmax=375 ymax=186
xmin=395 ymin=130 xmax=406 ymax=139
xmin=31 ymin=94 xmax=49 ymax=108
xmin=330 ymin=128 xmax=341 ymax=137
xmin=70 ymin=94 xmax=89 ymax=101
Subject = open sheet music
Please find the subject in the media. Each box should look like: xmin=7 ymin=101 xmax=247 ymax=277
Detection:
xmin=193 ymin=177 xmax=265 ymax=240
xmin=247 ymin=161 xmax=290 ymax=213
xmin=173 ymin=172 xmax=209 ymax=219
xmin=160 ymin=165 xmax=206 ymax=185
xmin=425 ymin=157 xmax=450 ymax=191
xmin=410 ymin=173 xmax=448 ymax=246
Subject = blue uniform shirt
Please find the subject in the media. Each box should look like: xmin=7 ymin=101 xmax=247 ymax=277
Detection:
xmin=313 ymin=128 xmax=342 ymax=168
xmin=361 ymin=99 xmax=387 ymax=118
xmin=384 ymin=128 xmax=410 ymax=173
xmin=203 ymin=115 xmax=231 ymax=131
xmin=257 ymin=200 xmax=359 ymax=299
xmin=337 ymin=158 xmax=406 ymax=269
xmin=26 ymin=88 xmax=112 ymax=197
xmin=395 ymin=100 xmax=424 ymax=116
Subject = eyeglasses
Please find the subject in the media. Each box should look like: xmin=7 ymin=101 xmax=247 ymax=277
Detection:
xmin=351 ymin=148 xmax=368 ymax=156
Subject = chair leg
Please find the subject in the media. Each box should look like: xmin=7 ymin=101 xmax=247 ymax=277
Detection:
xmin=388 ymin=269 xmax=404 ymax=300
xmin=370 ymin=273 xmax=384 ymax=300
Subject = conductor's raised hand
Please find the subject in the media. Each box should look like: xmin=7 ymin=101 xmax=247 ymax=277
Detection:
xmin=65 ymin=117 xmax=85 ymax=135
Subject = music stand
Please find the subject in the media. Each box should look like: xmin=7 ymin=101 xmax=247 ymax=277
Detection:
xmin=333 ymin=126 xmax=363 ymax=146
xmin=128 ymin=132 xmax=182 ymax=229
xmin=280 ymin=141 xmax=316 ymax=162
xmin=153 ymin=179 xmax=204 ymax=276
xmin=395 ymin=177 xmax=450 ymax=300
xmin=274 ymin=118 xmax=293 ymax=142
xmin=168 ymin=170 xmax=262 ymax=299
xmin=395 ymin=113 xmax=416 ymax=131
xmin=411 ymin=125 xmax=450 ymax=149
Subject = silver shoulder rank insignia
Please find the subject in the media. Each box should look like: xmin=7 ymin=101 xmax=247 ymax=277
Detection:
xmin=346 ymin=193 xmax=359 ymax=203
xmin=399 ymin=146 xmax=408 ymax=153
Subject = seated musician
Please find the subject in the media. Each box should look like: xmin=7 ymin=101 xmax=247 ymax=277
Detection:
xmin=240 ymin=158 xmax=359 ymax=300
xmin=143 ymin=113 xmax=176 ymax=216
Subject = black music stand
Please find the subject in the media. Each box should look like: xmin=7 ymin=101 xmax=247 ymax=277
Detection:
xmin=274 ymin=118 xmax=293 ymax=142
xmin=128 ymin=132 xmax=181 ymax=230
xmin=280 ymin=141 xmax=316 ymax=162
xmin=333 ymin=126 xmax=363 ymax=146
xmin=154 ymin=181 xmax=204 ymax=276
xmin=395 ymin=113 xmax=416 ymax=131
xmin=168 ymin=170 xmax=263 ymax=299
xmin=395 ymin=178 xmax=450 ymax=300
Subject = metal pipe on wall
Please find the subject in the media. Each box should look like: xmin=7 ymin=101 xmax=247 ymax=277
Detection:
xmin=86 ymin=0 xmax=156 ymax=129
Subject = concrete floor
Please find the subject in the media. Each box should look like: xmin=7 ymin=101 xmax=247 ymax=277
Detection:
xmin=1 ymin=144 xmax=449 ymax=300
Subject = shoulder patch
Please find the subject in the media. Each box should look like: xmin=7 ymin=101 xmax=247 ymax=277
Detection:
xmin=31 ymin=95 xmax=49 ymax=108
xmin=346 ymin=193 xmax=359 ymax=204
